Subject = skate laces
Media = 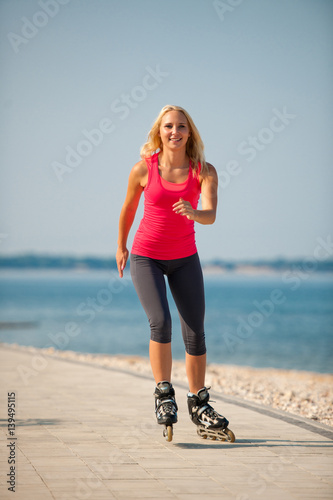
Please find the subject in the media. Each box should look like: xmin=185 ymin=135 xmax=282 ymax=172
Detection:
xmin=196 ymin=391 xmax=225 ymax=423
xmin=201 ymin=403 xmax=220 ymax=420
xmin=155 ymin=382 xmax=178 ymax=416
xmin=156 ymin=397 xmax=177 ymax=416
xmin=162 ymin=399 xmax=176 ymax=415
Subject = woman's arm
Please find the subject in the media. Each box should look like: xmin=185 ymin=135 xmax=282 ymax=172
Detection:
xmin=116 ymin=160 xmax=147 ymax=277
xmin=172 ymin=163 xmax=218 ymax=225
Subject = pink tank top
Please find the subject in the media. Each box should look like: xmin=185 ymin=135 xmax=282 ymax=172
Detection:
xmin=131 ymin=153 xmax=201 ymax=260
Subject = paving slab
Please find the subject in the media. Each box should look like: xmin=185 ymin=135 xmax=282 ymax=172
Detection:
xmin=0 ymin=346 xmax=332 ymax=500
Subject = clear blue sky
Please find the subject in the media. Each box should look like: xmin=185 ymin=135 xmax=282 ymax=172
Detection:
xmin=1 ymin=0 xmax=332 ymax=260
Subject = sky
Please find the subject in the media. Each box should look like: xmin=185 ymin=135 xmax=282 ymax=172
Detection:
xmin=0 ymin=0 xmax=332 ymax=261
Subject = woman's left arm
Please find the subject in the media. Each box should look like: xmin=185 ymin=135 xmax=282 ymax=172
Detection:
xmin=172 ymin=163 xmax=218 ymax=225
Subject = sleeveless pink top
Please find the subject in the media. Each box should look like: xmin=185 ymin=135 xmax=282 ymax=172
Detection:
xmin=131 ymin=153 xmax=201 ymax=260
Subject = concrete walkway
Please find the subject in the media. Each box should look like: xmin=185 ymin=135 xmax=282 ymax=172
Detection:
xmin=0 ymin=346 xmax=332 ymax=500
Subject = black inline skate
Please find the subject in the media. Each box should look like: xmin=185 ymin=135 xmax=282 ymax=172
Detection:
xmin=187 ymin=387 xmax=235 ymax=442
xmin=154 ymin=381 xmax=178 ymax=442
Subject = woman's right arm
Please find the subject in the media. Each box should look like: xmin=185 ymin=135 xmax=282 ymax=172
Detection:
xmin=116 ymin=160 xmax=147 ymax=277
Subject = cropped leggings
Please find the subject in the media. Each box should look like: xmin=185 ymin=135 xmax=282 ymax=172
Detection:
xmin=130 ymin=252 xmax=206 ymax=356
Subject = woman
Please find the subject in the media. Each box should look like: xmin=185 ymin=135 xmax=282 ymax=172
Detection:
xmin=116 ymin=105 xmax=231 ymax=440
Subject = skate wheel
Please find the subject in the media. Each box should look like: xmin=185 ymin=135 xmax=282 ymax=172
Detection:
xmin=225 ymin=428 xmax=235 ymax=443
xmin=197 ymin=427 xmax=209 ymax=440
xmin=164 ymin=425 xmax=173 ymax=442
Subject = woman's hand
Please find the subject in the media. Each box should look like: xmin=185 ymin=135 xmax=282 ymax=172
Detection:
xmin=172 ymin=198 xmax=196 ymax=220
xmin=116 ymin=246 xmax=129 ymax=278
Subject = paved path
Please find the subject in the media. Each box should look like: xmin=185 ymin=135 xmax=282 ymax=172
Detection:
xmin=0 ymin=346 xmax=332 ymax=500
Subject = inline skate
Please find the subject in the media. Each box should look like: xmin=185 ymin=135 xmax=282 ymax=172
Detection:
xmin=187 ymin=386 xmax=235 ymax=442
xmin=154 ymin=381 xmax=178 ymax=442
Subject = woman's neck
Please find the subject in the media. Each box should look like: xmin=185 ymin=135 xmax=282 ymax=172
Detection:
xmin=158 ymin=150 xmax=189 ymax=168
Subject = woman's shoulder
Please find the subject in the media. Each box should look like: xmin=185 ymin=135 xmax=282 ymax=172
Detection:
xmin=206 ymin=162 xmax=216 ymax=173
xmin=133 ymin=152 xmax=159 ymax=173
xmin=131 ymin=159 xmax=148 ymax=176
xmin=199 ymin=162 xmax=217 ymax=181
xmin=129 ymin=159 xmax=149 ymax=188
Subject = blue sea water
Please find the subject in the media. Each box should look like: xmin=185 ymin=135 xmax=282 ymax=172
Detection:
xmin=0 ymin=270 xmax=332 ymax=373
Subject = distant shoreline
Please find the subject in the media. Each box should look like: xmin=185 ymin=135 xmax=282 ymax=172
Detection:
xmin=0 ymin=253 xmax=333 ymax=274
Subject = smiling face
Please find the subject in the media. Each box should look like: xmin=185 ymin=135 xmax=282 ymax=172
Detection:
xmin=159 ymin=110 xmax=191 ymax=151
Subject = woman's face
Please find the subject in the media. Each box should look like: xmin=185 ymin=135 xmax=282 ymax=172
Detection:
xmin=159 ymin=110 xmax=191 ymax=151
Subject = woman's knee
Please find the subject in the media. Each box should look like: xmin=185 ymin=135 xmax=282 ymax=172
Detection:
xmin=184 ymin=331 xmax=206 ymax=356
xmin=150 ymin=314 xmax=172 ymax=343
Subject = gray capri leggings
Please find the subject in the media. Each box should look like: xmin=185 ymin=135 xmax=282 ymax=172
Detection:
xmin=130 ymin=252 xmax=206 ymax=356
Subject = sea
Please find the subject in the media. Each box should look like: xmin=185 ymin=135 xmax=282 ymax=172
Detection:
xmin=0 ymin=269 xmax=332 ymax=374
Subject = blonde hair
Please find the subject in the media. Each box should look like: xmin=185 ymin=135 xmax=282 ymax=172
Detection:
xmin=140 ymin=105 xmax=208 ymax=175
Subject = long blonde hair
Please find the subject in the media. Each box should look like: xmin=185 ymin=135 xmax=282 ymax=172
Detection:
xmin=140 ymin=105 xmax=208 ymax=175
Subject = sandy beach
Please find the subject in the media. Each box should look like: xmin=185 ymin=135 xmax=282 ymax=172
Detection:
xmin=4 ymin=343 xmax=332 ymax=428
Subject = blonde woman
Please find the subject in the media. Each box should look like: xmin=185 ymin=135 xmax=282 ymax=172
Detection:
xmin=116 ymin=105 xmax=234 ymax=441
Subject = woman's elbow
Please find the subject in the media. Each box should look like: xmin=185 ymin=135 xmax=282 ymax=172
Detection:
xmin=203 ymin=213 xmax=216 ymax=225
xmin=209 ymin=210 xmax=217 ymax=224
